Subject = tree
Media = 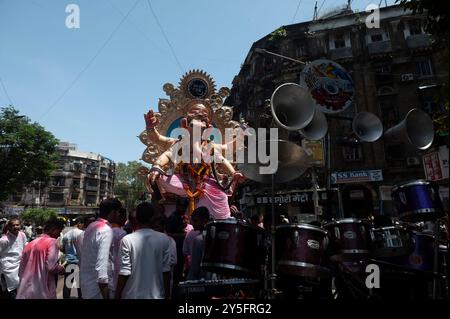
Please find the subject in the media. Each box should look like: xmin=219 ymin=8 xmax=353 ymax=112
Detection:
xmin=20 ymin=208 xmax=57 ymax=226
xmin=0 ymin=107 xmax=60 ymax=201
xmin=113 ymin=161 xmax=147 ymax=210
xmin=395 ymin=0 xmax=448 ymax=37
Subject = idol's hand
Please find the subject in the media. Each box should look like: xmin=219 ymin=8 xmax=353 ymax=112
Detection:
xmin=148 ymin=170 xmax=161 ymax=185
xmin=144 ymin=109 xmax=159 ymax=130
xmin=233 ymin=171 xmax=245 ymax=184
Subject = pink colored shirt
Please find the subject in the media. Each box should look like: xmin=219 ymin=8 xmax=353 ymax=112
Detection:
xmin=16 ymin=235 xmax=63 ymax=299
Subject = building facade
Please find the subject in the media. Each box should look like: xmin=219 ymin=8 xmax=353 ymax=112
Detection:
xmin=2 ymin=142 xmax=116 ymax=216
xmin=227 ymin=4 xmax=449 ymax=220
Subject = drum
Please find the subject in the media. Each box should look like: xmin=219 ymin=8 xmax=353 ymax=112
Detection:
xmin=324 ymin=218 xmax=372 ymax=261
xmin=201 ymin=219 xmax=266 ymax=277
xmin=370 ymin=225 xmax=412 ymax=258
xmin=378 ymin=231 xmax=435 ymax=273
xmin=391 ymin=180 xmax=444 ymax=222
xmin=275 ymin=223 xmax=329 ymax=278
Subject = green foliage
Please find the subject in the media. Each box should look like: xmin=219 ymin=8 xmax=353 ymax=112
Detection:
xmin=269 ymin=27 xmax=287 ymax=41
xmin=113 ymin=161 xmax=147 ymax=210
xmin=353 ymin=9 xmax=363 ymax=26
xmin=433 ymin=101 xmax=449 ymax=137
xmin=20 ymin=208 xmax=57 ymax=226
xmin=395 ymin=0 xmax=449 ymax=37
xmin=0 ymin=107 xmax=60 ymax=201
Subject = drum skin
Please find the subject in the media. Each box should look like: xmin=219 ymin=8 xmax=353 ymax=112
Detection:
xmin=275 ymin=223 xmax=329 ymax=278
xmin=391 ymin=180 xmax=444 ymax=222
xmin=324 ymin=218 xmax=372 ymax=262
xmin=370 ymin=226 xmax=413 ymax=258
xmin=201 ymin=219 xmax=266 ymax=277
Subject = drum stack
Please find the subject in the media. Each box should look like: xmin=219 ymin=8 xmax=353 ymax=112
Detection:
xmin=179 ymin=58 xmax=449 ymax=300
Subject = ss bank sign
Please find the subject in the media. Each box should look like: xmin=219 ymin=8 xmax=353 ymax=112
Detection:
xmin=331 ymin=170 xmax=383 ymax=184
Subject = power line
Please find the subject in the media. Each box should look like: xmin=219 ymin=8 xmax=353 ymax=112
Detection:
xmin=39 ymin=0 xmax=141 ymax=120
xmin=0 ymin=76 xmax=14 ymax=106
xmin=291 ymin=0 xmax=303 ymax=23
xmin=318 ymin=0 xmax=327 ymax=15
xmin=145 ymin=0 xmax=184 ymax=73
xmin=107 ymin=0 xmax=169 ymax=56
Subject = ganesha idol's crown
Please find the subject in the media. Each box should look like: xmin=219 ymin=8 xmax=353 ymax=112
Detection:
xmin=137 ymin=69 xmax=242 ymax=181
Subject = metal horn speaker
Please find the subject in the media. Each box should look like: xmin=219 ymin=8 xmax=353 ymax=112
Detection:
xmin=270 ymin=83 xmax=315 ymax=131
xmin=299 ymin=110 xmax=328 ymax=140
xmin=384 ymin=108 xmax=434 ymax=150
xmin=352 ymin=112 xmax=383 ymax=142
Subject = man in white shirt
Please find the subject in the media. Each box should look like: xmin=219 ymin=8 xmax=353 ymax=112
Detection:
xmin=80 ymin=198 xmax=122 ymax=299
xmin=149 ymin=212 xmax=177 ymax=298
xmin=0 ymin=217 xmax=27 ymax=299
xmin=115 ymin=202 xmax=171 ymax=299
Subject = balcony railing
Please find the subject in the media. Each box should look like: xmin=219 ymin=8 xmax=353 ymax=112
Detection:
xmin=329 ymin=47 xmax=353 ymax=60
xmin=406 ymin=34 xmax=431 ymax=49
xmin=367 ymin=40 xmax=392 ymax=55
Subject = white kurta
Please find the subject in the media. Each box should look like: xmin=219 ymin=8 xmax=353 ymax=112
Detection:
xmin=0 ymin=231 xmax=27 ymax=292
xmin=79 ymin=218 xmax=113 ymax=299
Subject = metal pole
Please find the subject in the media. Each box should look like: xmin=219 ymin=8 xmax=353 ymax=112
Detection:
xmin=312 ymin=167 xmax=320 ymax=220
xmin=254 ymin=48 xmax=307 ymax=65
xmin=337 ymin=187 xmax=344 ymax=219
xmin=270 ymin=173 xmax=277 ymax=297
xmin=432 ymin=220 xmax=441 ymax=299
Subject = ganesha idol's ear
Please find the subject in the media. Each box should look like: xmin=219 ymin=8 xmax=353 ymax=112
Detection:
xmin=180 ymin=118 xmax=188 ymax=129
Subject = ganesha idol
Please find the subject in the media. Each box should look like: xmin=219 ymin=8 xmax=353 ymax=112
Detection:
xmin=138 ymin=70 xmax=247 ymax=219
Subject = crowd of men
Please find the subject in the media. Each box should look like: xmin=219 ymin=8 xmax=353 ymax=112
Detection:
xmin=0 ymin=198 xmax=214 ymax=299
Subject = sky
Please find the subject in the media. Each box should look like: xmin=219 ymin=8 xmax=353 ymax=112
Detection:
xmin=0 ymin=0 xmax=396 ymax=164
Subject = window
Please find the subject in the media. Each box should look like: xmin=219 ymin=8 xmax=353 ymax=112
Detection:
xmin=334 ymin=33 xmax=346 ymax=48
xmin=264 ymin=57 xmax=274 ymax=72
xmin=52 ymin=177 xmax=65 ymax=187
xmin=379 ymin=100 xmax=398 ymax=129
xmin=409 ymin=20 xmax=423 ymax=35
xmin=375 ymin=64 xmax=392 ymax=84
xmin=342 ymin=145 xmax=362 ymax=162
xmin=415 ymin=58 xmax=433 ymax=77
xmin=49 ymin=193 xmax=64 ymax=202
xmin=371 ymin=33 xmax=383 ymax=42
xmin=295 ymin=45 xmax=306 ymax=57
xmin=72 ymin=179 xmax=81 ymax=188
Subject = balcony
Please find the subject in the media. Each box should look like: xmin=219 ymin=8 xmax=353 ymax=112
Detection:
xmin=329 ymin=47 xmax=353 ymax=61
xmin=85 ymin=185 xmax=98 ymax=192
xmin=406 ymin=34 xmax=431 ymax=49
xmin=367 ymin=40 xmax=392 ymax=55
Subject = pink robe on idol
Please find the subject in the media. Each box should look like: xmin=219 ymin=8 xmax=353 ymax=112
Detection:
xmin=16 ymin=234 xmax=64 ymax=299
xmin=158 ymin=174 xmax=230 ymax=219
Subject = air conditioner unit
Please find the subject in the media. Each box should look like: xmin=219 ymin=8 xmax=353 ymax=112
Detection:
xmin=407 ymin=157 xmax=420 ymax=166
xmin=401 ymin=74 xmax=414 ymax=82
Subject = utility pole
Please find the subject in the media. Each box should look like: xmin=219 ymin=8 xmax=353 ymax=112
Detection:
xmin=313 ymin=1 xmax=318 ymax=21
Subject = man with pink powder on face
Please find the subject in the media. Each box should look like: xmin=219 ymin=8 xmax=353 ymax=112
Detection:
xmin=16 ymin=217 xmax=65 ymax=299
